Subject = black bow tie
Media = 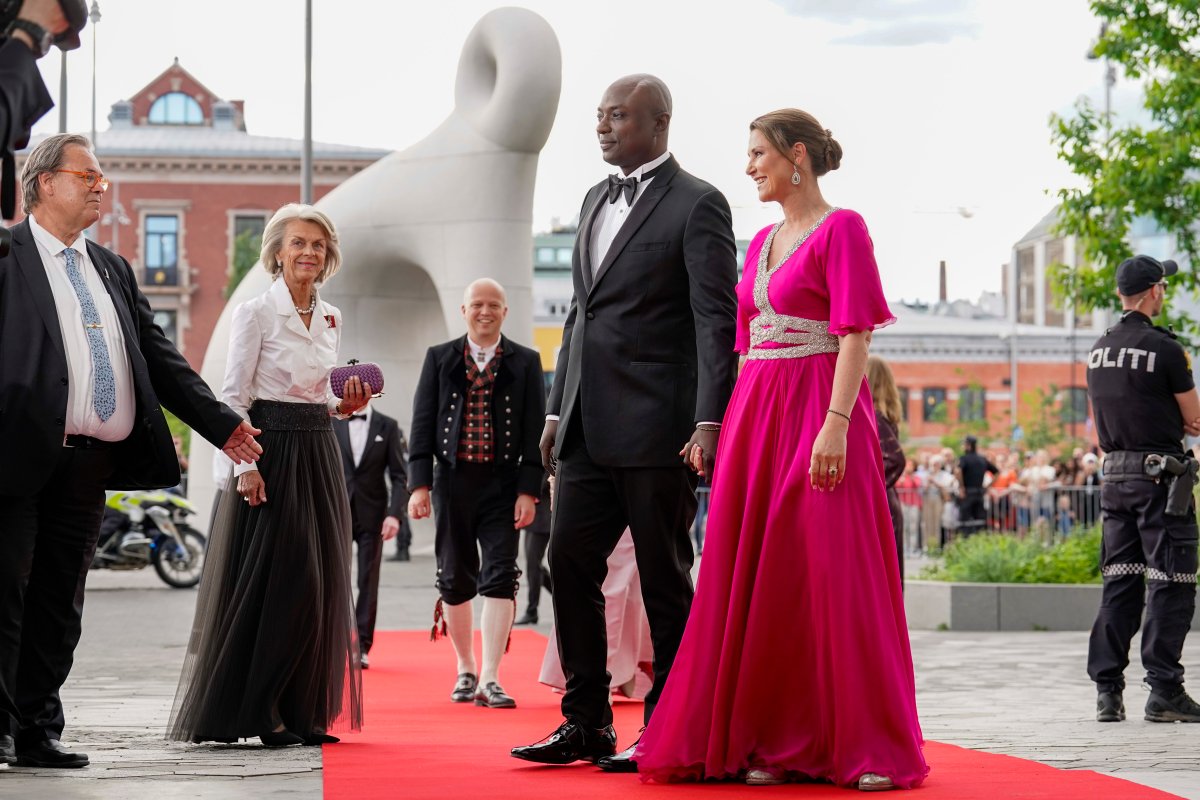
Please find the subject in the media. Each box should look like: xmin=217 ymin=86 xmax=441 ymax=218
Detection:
xmin=607 ymin=174 xmax=638 ymax=205
xmin=349 ymin=414 xmax=367 ymax=421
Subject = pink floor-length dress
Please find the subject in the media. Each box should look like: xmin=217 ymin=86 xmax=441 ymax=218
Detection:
xmin=635 ymin=208 xmax=928 ymax=789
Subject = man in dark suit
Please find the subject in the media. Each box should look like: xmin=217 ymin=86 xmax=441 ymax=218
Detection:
xmin=511 ymin=75 xmax=738 ymax=769
xmin=332 ymin=403 xmax=408 ymax=669
xmin=408 ymin=278 xmax=545 ymax=710
xmin=0 ymin=134 xmax=260 ymax=768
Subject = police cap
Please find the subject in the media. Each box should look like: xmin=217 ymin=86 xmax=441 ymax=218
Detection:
xmin=1117 ymin=254 xmax=1178 ymax=296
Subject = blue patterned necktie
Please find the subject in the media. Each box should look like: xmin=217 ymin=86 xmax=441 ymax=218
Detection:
xmin=63 ymin=247 xmax=116 ymax=422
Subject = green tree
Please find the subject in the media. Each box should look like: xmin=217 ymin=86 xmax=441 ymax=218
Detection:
xmin=225 ymin=228 xmax=262 ymax=299
xmin=1049 ymin=1 xmax=1200 ymax=341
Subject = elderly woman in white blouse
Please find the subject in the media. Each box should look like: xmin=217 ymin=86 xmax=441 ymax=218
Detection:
xmin=169 ymin=204 xmax=368 ymax=748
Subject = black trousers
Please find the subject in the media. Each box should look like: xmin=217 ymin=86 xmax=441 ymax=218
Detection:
xmin=959 ymin=488 xmax=986 ymax=535
xmin=550 ymin=424 xmax=697 ymax=729
xmin=432 ymin=462 xmax=521 ymax=605
xmin=1088 ymin=479 xmax=1198 ymax=694
xmin=352 ymin=514 xmax=384 ymax=654
xmin=522 ymin=529 xmax=550 ymax=614
xmin=0 ymin=446 xmax=115 ymax=745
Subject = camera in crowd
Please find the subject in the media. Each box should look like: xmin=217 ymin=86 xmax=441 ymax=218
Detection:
xmin=0 ymin=0 xmax=89 ymax=257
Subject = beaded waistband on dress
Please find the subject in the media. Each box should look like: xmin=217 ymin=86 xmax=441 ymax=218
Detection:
xmin=249 ymin=400 xmax=331 ymax=431
xmin=746 ymin=314 xmax=840 ymax=360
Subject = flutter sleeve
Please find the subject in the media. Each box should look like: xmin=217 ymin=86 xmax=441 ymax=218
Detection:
xmin=824 ymin=211 xmax=896 ymax=335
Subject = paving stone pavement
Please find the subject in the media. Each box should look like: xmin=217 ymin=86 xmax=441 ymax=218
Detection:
xmin=1 ymin=551 xmax=1197 ymax=798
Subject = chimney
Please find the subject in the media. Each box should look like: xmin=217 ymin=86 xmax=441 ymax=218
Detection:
xmin=939 ymin=260 xmax=947 ymax=303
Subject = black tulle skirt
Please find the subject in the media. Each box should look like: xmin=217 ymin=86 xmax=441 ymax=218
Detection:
xmin=168 ymin=400 xmax=363 ymax=741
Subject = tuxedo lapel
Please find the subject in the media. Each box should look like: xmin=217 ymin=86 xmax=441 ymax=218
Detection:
xmin=358 ymin=413 xmax=385 ymax=471
xmin=591 ymin=182 xmax=670 ymax=291
xmin=11 ymin=221 xmax=66 ymax=360
xmin=578 ymin=189 xmax=606 ymax=295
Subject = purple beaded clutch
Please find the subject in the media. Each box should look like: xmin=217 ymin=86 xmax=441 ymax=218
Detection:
xmin=330 ymin=359 xmax=385 ymax=398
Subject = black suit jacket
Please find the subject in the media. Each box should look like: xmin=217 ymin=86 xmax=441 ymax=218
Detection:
xmin=0 ymin=218 xmax=242 ymax=495
xmin=408 ymin=334 xmax=545 ymax=497
xmin=547 ymin=155 xmax=739 ymax=467
xmin=333 ymin=409 xmax=408 ymax=535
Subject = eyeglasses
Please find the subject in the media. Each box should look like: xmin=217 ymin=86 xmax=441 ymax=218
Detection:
xmin=54 ymin=170 xmax=110 ymax=191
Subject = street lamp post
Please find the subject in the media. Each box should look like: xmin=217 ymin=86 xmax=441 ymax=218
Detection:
xmin=301 ymin=0 xmax=313 ymax=204
xmin=89 ymin=2 xmax=101 ymax=146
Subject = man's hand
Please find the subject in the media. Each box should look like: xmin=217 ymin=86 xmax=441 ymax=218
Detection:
xmin=222 ymin=420 xmax=262 ymax=464
xmin=381 ymin=515 xmax=401 ymax=541
xmin=237 ymin=471 xmax=267 ymax=506
xmin=679 ymin=427 xmax=719 ymax=478
xmin=408 ymin=487 xmax=432 ymax=520
xmin=514 ymin=493 xmax=536 ymax=530
xmin=540 ymin=419 xmax=559 ymax=475
xmin=1186 ymin=416 xmax=1200 ymax=437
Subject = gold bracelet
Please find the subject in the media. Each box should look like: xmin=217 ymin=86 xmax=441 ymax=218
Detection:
xmin=827 ymin=408 xmax=851 ymax=423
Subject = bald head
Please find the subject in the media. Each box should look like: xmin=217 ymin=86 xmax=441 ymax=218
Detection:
xmin=597 ymin=74 xmax=673 ymax=172
xmin=461 ymin=278 xmax=508 ymax=345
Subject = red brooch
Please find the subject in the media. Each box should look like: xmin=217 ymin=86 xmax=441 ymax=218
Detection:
xmin=325 ymin=315 xmax=336 ymax=328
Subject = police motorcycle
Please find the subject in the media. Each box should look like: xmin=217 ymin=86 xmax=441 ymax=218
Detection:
xmin=92 ymin=489 xmax=207 ymax=588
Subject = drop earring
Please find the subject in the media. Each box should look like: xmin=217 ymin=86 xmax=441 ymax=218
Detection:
xmin=791 ymin=163 xmax=801 ymax=186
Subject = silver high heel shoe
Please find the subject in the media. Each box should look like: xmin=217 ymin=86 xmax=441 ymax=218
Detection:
xmin=745 ymin=767 xmax=786 ymax=786
xmin=858 ymin=772 xmax=895 ymax=791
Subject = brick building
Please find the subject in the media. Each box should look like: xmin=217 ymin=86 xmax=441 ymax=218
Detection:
xmin=13 ymin=60 xmax=389 ymax=368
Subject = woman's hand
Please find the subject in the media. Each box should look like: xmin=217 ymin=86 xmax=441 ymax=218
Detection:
xmin=809 ymin=415 xmax=848 ymax=492
xmin=338 ymin=376 xmax=372 ymax=416
xmin=238 ymin=471 xmax=268 ymax=506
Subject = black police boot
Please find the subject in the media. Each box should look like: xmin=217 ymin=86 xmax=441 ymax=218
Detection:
xmin=1145 ymin=687 xmax=1200 ymax=722
xmin=1096 ymin=691 xmax=1125 ymax=722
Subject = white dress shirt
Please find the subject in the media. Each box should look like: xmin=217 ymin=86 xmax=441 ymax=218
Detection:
xmin=590 ymin=150 xmax=672 ymax=274
xmin=222 ymin=277 xmax=343 ymax=475
xmin=28 ymin=213 xmax=135 ymax=441
xmin=467 ymin=336 xmax=499 ymax=368
xmin=348 ymin=404 xmax=372 ymax=467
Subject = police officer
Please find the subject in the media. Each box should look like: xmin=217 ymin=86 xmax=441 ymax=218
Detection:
xmin=1087 ymin=254 xmax=1200 ymax=724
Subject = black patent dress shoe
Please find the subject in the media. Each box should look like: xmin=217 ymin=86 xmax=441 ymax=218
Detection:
xmin=515 ymin=611 xmax=538 ymax=625
xmin=451 ymin=672 xmax=478 ymax=702
xmin=259 ymin=729 xmax=304 ymax=747
xmin=1096 ymin=691 xmax=1125 ymax=722
xmin=15 ymin=739 xmax=89 ymax=768
xmin=511 ymin=719 xmax=617 ymax=764
xmin=0 ymin=734 xmax=15 ymax=765
xmin=596 ymin=739 xmax=639 ymax=773
xmin=475 ymin=681 xmax=517 ymax=709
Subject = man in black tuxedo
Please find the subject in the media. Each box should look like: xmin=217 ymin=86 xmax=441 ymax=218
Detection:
xmin=0 ymin=134 xmax=260 ymax=769
xmin=332 ymin=403 xmax=408 ymax=669
xmin=408 ymin=278 xmax=545 ymax=709
xmin=511 ymin=75 xmax=738 ymax=770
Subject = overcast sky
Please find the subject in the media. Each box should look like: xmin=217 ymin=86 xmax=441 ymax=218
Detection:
xmin=30 ymin=0 xmax=1134 ymax=303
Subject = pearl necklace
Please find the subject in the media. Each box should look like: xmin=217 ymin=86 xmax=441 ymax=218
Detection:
xmin=294 ymin=295 xmax=317 ymax=315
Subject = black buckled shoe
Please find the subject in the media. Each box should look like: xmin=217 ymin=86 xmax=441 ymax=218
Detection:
xmin=451 ymin=672 xmax=478 ymax=703
xmin=0 ymin=734 xmax=15 ymax=765
xmin=15 ymin=739 xmax=89 ymax=768
xmin=475 ymin=681 xmax=517 ymax=709
xmin=1145 ymin=687 xmax=1200 ymax=723
xmin=511 ymin=719 xmax=617 ymax=764
xmin=596 ymin=739 xmax=639 ymax=773
xmin=1096 ymin=691 xmax=1125 ymax=722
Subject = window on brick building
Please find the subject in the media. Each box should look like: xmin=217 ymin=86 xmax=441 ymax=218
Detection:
xmin=898 ymin=387 xmax=910 ymax=422
xmin=144 ymin=215 xmax=179 ymax=285
xmin=153 ymin=309 xmax=178 ymax=345
xmin=923 ymin=387 xmax=947 ymax=422
xmin=958 ymin=385 xmax=986 ymax=422
xmin=1060 ymin=386 xmax=1089 ymax=425
xmin=148 ymin=92 xmax=203 ymax=125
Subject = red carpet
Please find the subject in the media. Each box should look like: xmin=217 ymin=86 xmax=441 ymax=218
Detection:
xmin=323 ymin=630 xmax=1181 ymax=798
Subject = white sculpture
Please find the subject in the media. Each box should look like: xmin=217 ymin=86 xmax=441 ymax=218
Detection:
xmin=190 ymin=8 xmax=562 ymax=525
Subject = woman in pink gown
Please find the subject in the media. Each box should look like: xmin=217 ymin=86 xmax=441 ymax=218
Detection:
xmin=635 ymin=109 xmax=927 ymax=791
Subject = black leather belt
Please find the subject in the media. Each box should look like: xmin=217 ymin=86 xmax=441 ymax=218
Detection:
xmin=63 ymin=434 xmax=115 ymax=449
